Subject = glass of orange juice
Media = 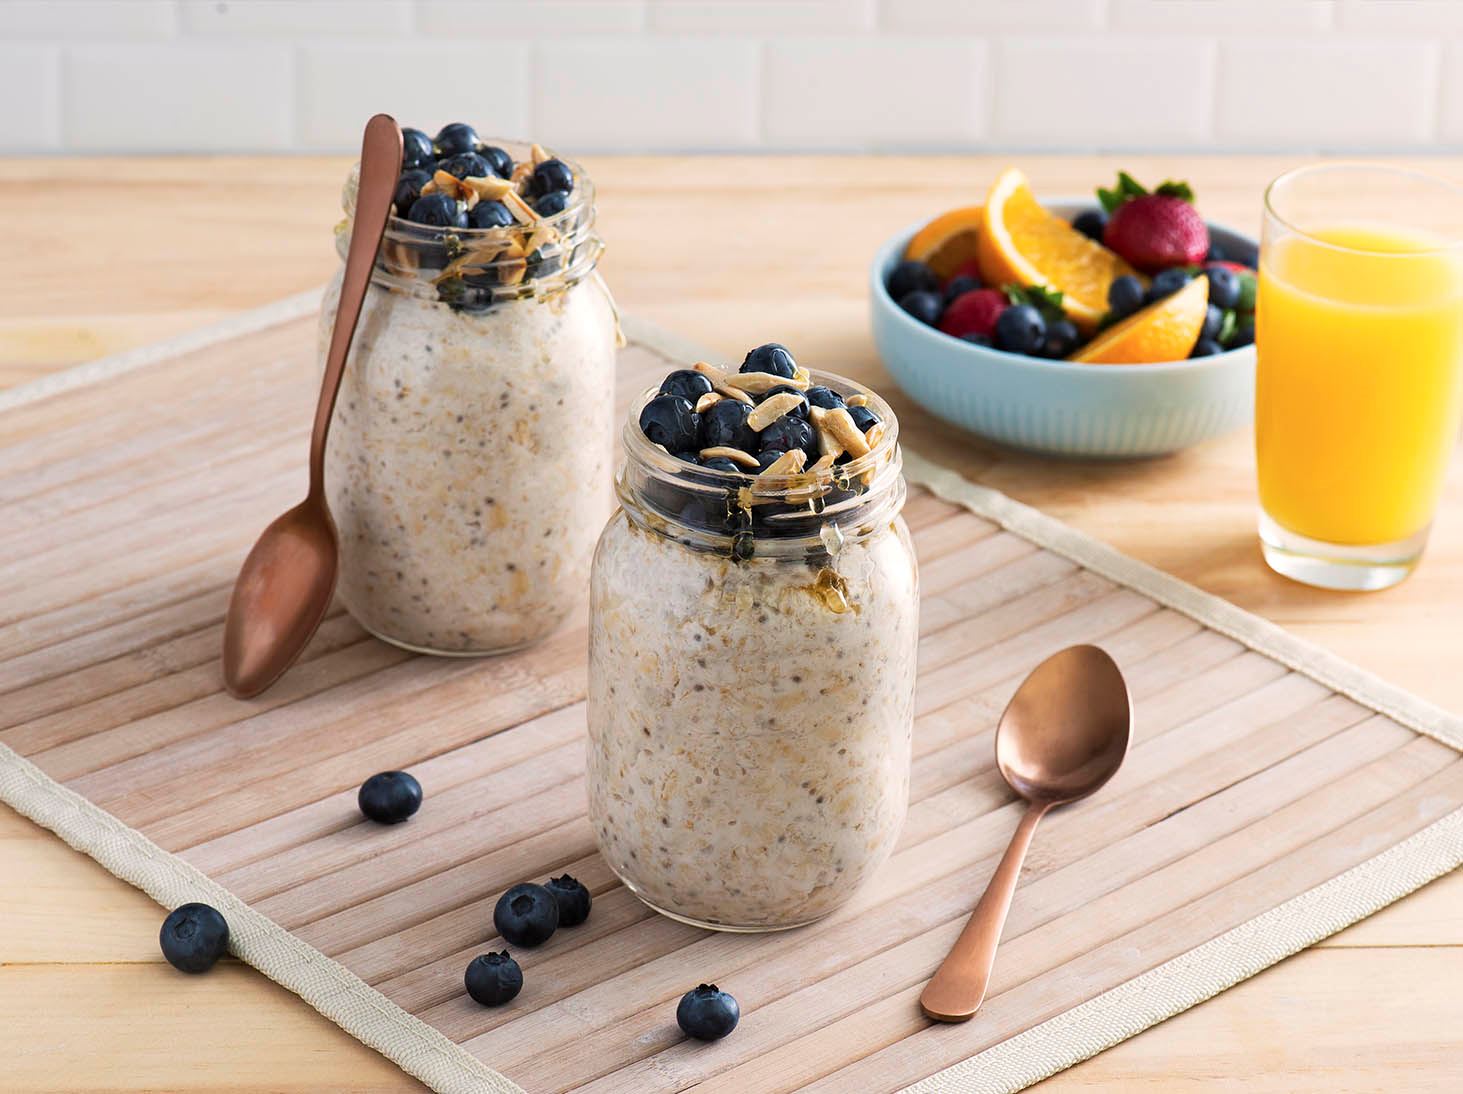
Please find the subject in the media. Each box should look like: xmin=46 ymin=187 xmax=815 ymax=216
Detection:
xmin=1256 ymin=164 xmax=1463 ymax=590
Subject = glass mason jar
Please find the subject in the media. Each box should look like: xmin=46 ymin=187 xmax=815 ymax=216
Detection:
xmin=587 ymin=374 xmax=919 ymax=931
xmin=319 ymin=143 xmax=619 ymax=655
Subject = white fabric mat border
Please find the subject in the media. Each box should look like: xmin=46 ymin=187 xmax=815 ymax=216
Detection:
xmin=1 ymin=300 xmax=1458 ymax=1094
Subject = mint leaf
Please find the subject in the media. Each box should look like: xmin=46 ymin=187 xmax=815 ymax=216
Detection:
xmin=1218 ymin=308 xmax=1238 ymax=345
xmin=1097 ymin=170 xmax=1149 ymax=214
xmin=1002 ymin=283 xmax=1067 ymax=323
xmin=1155 ymin=179 xmax=1195 ymax=203
xmin=1236 ymin=271 xmax=1258 ymax=312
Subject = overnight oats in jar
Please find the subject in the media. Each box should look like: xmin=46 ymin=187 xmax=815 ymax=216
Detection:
xmin=320 ymin=123 xmax=619 ymax=654
xmin=587 ymin=345 xmax=919 ymax=931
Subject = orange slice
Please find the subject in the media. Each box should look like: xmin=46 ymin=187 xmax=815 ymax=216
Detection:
xmin=1069 ymin=275 xmax=1210 ymax=364
xmin=904 ymin=205 xmax=983 ymax=281
xmin=977 ymin=168 xmax=1138 ymax=331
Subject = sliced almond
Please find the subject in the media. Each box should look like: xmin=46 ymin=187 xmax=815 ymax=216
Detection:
xmin=846 ymin=392 xmax=869 ymax=408
xmin=793 ymin=366 xmax=813 ymax=388
xmin=530 ymin=143 xmax=551 ymax=167
xmin=692 ymin=361 xmax=754 ymax=404
xmin=863 ymin=421 xmax=886 ymax=450
xmin=747 ymin=392 xmax=805 ymax=431
xmin=756 ymin=449 xmax=807 ymax=477
xmin=807 ymin=453 xmax=838 ymax=474
xmin=694 ymin=392 xmax=723 ymax=414
xmin=502 ymin=189 xmax=540 ymax=226
xmin=808 ymin=406 xmax=846 ymax=461
xmin=699 ymin=446 xmax=760 ymax=469
xmin=462 ymin=174 xmax=515 ymax=202
xmin=724 ymin=370 xmax=810 ymax=395
xmin=822 ymin=407 xmax=871 ymax=459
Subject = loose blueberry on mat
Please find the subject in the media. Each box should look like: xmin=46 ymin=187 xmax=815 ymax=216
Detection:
xmin=544 ymin=874 xmax=593 ymax=927
xmin=358 ymin=771 xmax=423 ymax=824
xmin=531 ymin=158 xmax=575 ymax=198
xmin=1205 ymin=264 xmax=1241 ymax=309
xmin=1230 ymin=320 xmax=1255 ymax=348
xmin=469 ymin=200 xmax=515 ymax=230
xmin=701 ymin=398 xmax=758 ymax=451
xmin=480 ymin=144 xmax=513 ymax=179
xmin=848 ymin=404 xmax=881 ymax=433
xmin=392 ymin=169 xmax=433 ymax=216
xmin=1146 ymin=267 xmax=1191 ymax=302
xmin=465 ymin=951 xmax=523 ymax=1006
xmin=401 ymin=127 xmax=436 ymax=170
xmin=1071 ymin=208 xmax=1107 ymax=242
xmin=898 ymin=290 xmax=943 ymax=326
xmin=1107 ymin=274 xmax=1145 ymax=319
xmin=758 ymin=414 xmax=816 ymax=461
xmin=943 ymin=274 xmax=982 ymax=303
xmin=659 ymin=369 xmax=715 ymax=404
xmin=535 ymin=190 xmax=570 ymax=217
xmin=1191 ymin=337 xmax=1223 ymax=357
xmin=741 ymin=343 xmax=798 ymax=378
xmin=758 ymin=384 xmax=810 ymax=419
xmin=439 ymin=151 xmax=492 ymax=180
xmin=994 ymin=304 xmax=1046 ymax=355
xmin=434 ymin=122 xmax=480 ymax=156
xmin=159 ymin=903 xmax=230 ymax=974
xmin=639 ymin=394 xmax=702 ymax=453
xmin=804 ymin=385 xmax=845 ymax=410
xmin=756 ymin=449 xmax=787 ymax=470
xmin=677 ymin=984 xmax=740 ymax=1041
xmin=887 ymin=259 xmax=939 ymax=301
xmin=701 ymin=456 xmax=743 ymax=473
xmin=1042 ymin=318 xmax=1080 ymax=359
xmin=407 ymin=193 xmax=468 ymax=229
xmin=960 ymin=332 xmax=992 ymax=346
xmin=494 ymin=883 xmax=560 ymax=947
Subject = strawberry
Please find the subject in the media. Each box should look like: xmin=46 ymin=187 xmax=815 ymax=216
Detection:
xmin=1098 ymin=171 xmax=1209 ymax=274
xmin=939 ymin=288 xmax=1007 ymax=339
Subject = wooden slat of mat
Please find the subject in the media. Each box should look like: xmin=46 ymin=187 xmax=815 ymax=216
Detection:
xmin=3 ymin=319 xmax=1459 ymax=1094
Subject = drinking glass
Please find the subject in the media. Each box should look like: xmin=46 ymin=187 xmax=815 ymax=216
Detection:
xmin=1256 ymin=164 xmax=1463 ymax=590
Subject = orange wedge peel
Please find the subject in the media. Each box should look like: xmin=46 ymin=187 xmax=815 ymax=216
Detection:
xmin=904 ymin=205 xmax=984 ymax=281
xmin=1069 ymin=275 xmax=1210 ymax=364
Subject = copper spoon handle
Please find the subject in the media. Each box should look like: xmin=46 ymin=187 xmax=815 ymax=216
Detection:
xmin=308 ymin=113 xmax=402 ymax=500
xmin=920 ymin=800 xmax=1050 ymax=1022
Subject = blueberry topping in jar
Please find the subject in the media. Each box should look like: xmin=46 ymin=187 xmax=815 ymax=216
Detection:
xmin=438 ymin=151 xmax=492 ymax=180
xmin=639 ymin=394 xmax=702 ymax=452
xmin=401 ymin=127 xmax=436 ymax=170
xmin=848 ymin=405 xmax=881 ymax=433
xmin=701 ymin=456 xmax=744 ymax=473
xmin=392 ymin=169 xmax=433 ymax=217
xmin=406 ymin=192 xmax=467 ymax=228
xmin=740 ymin=343 xmax=797 ymax=378
xmin=535 ymin=190 xmax=570 ymax=218
xmin=659 ymin=369 xmax=715 ymax=404
xmin=531 ymin=158 xmax=575 ymax=198
xmin=480 ymin=144 xmax=513 ymax=179
xmin=434 ymin=122 xmax=480 ymax=156
xmin=468 ymin=200 xmax=514 ymax=229
xmin=758 ymin=414 xmax=816 ymax=460
xmin=700 ymin=399 xmax=758 ymax=452
xmin=804 ymin=385 xmax=845 ymax=410
xmin=757 ymin=385 xmax=810 ymax=420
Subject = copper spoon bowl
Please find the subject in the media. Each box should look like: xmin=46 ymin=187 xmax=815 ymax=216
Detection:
xmin=221 ymin=113 xmax=403 ymax=699
xmin=920 ymin=644 xmax=1132 ymax=1022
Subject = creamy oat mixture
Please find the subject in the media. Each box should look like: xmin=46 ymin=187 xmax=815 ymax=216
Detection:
xmin=587 ymin=507 xmax=918 ymax=929
xmin=320 ymin=271 xmax=616 ymax=653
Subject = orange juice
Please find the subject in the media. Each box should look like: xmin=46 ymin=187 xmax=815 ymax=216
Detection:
xmin=1256 ymin=224 xmax=1463 ymax=546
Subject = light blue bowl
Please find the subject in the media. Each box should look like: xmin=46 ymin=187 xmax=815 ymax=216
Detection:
xmin=870 ymin=199 xmax=1257 ymax=458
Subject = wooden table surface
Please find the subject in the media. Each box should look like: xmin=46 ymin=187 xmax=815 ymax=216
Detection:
xmin=2 ymin=154 xmax=1460 ymax=1093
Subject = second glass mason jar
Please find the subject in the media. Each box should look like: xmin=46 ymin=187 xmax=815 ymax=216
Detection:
xmin=320 ymin=144 xmax=619 ymax=655
xmin=587 ymin=373 xmax=919 ymax=931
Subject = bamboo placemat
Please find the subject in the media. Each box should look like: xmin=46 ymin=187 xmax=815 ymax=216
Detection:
xmin=2 ymin=292 xmax=1461 ymax=1094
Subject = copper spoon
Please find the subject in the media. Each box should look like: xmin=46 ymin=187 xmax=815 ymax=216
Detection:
xmin=221 ymin=113 xmax=403 ymax=699
xmin=920 ymin=644 xmax=1132 ymax=1022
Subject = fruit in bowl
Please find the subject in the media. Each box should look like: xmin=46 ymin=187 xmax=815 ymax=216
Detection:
xmin=888 ymin=169 xmax=1257 ymax=365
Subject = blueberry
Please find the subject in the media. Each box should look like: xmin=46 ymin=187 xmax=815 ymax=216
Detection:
xmin=465 ymin=951 xmax=523 ymax=1006
xmin=943 ymin=274 xmax=982 ymax=303
xmin=434 ymin=122 xmax=480 ymax=157
xmin=755 ymin=449 xmax=786 ymax=470
xmin=658 ymin=369 xmax=714 ymax=404
xmin=531 ymin=158 xmax=575 ymax=198
xmin=493 ymin=883 xmax=559 ymax=947
xmin=887 ymin=259 xmax=939 ymax=300
xmin=1229 ymin=320 xmax=1255 ymax=348
xmin=994 ymin=304 xmax=1047 ymax=355
xmin=758 ymin=415 xmax=816 ymax=461
xmin=479 ymin=144 xmax=513 ymax=179
xmin=898 ymin=290 xmax=943 ymax=326
xmin=960 ymin=332 xmax=992 ymax=346
xmin=544 ymin=875 xmax=592 ymax=926
xmin=1107 ymin=274 xmax=1145 ymax=319
xmin=1204 ymin=241 xmax=1227 ymax=264
xmin=159 ymin=903 xmax=229 ymax=974
xmin=701 ymin=398 xmax=758 ymax=451
xmin=358 ymin=770 xmax=423 ymax=824
xmin=1204 ymin=265 xmax=1241 ymax=310
xmin=1199 ymin=304 xmax=1223 ymax=341
xmin=401 ymin=128 xmax=435 ymax=170
xmin=468 ymin=200 xmax=514 ymax=230
xmin=757 ymin=384 xmax=810 ymax=420
xmin=535 ymin=190 xmax=570 ymax=217
xmin=740 ymin=343 xmax=797 ymax=378
xmin=848 ymin=405 xmax=881 ymax=433
xmin=1191 ymin=337 xmax=1224 ymax=357
xmin=804 ymin=385 xmax=845 ymax=410
xmin=1147 ymin=268 xmax=1191 ymax=302
xmin=1072 ymin=208 xmax=1107 ymax=242
xmin=406 ymin=192 xmax=467 ymax=229
xmin=672 ymin=450 xmax=701 ymax=464
xmin=677 ymin=984 xmax=740 ymax=1041
xmin=1042 ymin=318 xmax=1080 ymax=358
xmin=439 ymin=151 xmax=491 ymax=180
xmin=639 ymin=394 xmax=701 ymax=452
xmin=392 ymin=169 xmax=433 ymax=217
xmin=1228 ymin=239 xmax=1259 ymax=268
xmin=701 ymin=456 xmax=743 ymax=473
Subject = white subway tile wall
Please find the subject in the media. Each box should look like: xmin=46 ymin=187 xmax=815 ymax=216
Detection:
xmin=3 ymin=0 xmax=1461 ymax=152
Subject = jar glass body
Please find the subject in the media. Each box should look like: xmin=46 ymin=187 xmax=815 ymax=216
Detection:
xmin=586 ymin=376 xmax=918 ymax=931
xmin=319 ymin=145 xmax=618 ymax=655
